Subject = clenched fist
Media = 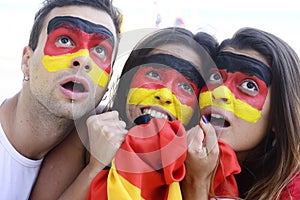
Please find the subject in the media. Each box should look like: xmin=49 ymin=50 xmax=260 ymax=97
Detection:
xmin=86 ymin=111 xmax=128 ymax=168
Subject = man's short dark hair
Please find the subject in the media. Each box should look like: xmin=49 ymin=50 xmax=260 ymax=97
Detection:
xmin=28 ymin=0 xmax=122 ymax=51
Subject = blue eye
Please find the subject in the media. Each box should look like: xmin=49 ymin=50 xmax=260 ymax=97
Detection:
xmin=92 ymin=45 xmax=107 ymax=61
xmin=208 ymin=71 xmax=223 ymax=84
xmin=56 ymin=36 xmax=74 ymax=48
xmin=146 ymin=71 xmax=161 ymax=80
xmin=179 ymin=82 xmax=194 ymax=95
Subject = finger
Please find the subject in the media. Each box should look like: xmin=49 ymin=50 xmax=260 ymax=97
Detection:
xmin=89 ymin=110 xmax=120 ymax=123
xmin=99 ymin=120 xmax=127 ymax=130
xmin=95 ymin=110 xmax=120 ymax=120
xmin=200 ymin=116 xmax=219 ymax=155
xmin=101 ymin=124 xmax=128 ymax=139
xmin=86 ymin=111 xmax=122 ymax=128
xmin=187 ymin=125 xmax=204 ymax=149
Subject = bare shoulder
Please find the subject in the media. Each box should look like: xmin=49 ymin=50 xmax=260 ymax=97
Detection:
xmin=30 ymin=129 xmax=87 ymax=199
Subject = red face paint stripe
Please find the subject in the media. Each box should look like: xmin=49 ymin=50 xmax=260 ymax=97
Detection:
xmin=210 ymin=69 xmax=269 ymax=110
xmin=129 ymin=67 xmax=199 ymax=107
xmin=44 ymin=25 xmax=113 ymax=74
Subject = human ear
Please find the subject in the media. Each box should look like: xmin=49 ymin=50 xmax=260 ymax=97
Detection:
xmin=21 ymin=46 xmax=33 ymax=80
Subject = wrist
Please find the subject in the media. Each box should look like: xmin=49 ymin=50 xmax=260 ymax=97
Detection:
xmin=182 ymin=175 xmax=210 ymax=199
xmin=184 ymin=175 xmax=210 ymax=191
xmin=85 ymin=160 xmax=106 ymax=179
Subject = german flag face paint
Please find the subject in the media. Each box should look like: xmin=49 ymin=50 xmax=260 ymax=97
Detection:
xmin=127 ymin=64 xmax=199 ymax=125
xmin=42 ymin=16 xmax=114 ymax=87
xmin=200 ymin=52 xmax=272 ymax=123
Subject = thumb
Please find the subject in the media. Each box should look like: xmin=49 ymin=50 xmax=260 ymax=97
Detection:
xmin=187 ymin=125 xmax=205 ymax=149
xmin=200 ymin=116 xmax=219 ymax=155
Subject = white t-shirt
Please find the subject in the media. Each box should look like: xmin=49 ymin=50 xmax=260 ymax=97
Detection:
xmin=0 ymin=123 xmax=43 ymax=200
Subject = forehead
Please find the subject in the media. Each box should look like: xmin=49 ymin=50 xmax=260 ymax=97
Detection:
xmin=149 ymin=43 xmax=202 ymax=70
xmin=222 ymin=48 xmax=269 ymax=67
xmin=44 ymin=5 xmax=116 ymax=39
xmin=216 ymin=51 xmax=273 ymax=86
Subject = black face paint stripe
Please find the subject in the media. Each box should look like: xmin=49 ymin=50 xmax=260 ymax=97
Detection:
xmin=47 ymin=16 xmax=114 ymax=45
xmin=216 ymin=51 xmax=272 ymax=86
xmin=134 ymin=53 xmax=204 ymax=89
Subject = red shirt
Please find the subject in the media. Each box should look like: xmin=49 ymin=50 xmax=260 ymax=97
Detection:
xmin=279 ymin=171 xmax=300 ymax=199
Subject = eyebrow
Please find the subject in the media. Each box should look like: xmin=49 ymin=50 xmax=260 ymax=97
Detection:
xmin=47 ymin=16 xmax=114 ymax=45
xmin=216 ymin=51 xmax=272 ymax=86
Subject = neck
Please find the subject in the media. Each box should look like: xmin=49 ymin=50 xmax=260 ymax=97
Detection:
xmin=0 ymin=92 xmax=75 ymax=160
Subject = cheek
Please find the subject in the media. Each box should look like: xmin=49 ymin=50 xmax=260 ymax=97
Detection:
xmin=95 ymin=85 xmax=107 ymax=98
xmin=220 ymin=115 xmax=269 ymax=153
xmin=29 ymin=47 xmax=45 ymax=68
xmin=175 ymin=92 xmax=198 ymax=109
xmin=29 ymin=53 xmax=52 ymax=84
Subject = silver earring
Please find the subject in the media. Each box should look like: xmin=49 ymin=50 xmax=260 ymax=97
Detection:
xmin=23 ymin=76 xmax=29 ymax=81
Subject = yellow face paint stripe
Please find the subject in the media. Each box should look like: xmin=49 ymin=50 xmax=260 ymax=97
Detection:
xmin=42 ymin=49 xmax=109 ymax=87
xmin=127 ymin=88 xmax=193 ymax=125
xmin=199 ymin=86 xmax=261 ymax=123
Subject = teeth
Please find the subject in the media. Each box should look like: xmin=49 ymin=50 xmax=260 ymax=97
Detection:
xmin=211 ymin=113 xmax=224 ymax=119
xmin=143 ymin=109 xmax=168 ymax=120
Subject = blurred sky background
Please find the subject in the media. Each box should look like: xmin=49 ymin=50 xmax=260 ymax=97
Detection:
xmin=0 ymin=0 xmax=299 ymax=102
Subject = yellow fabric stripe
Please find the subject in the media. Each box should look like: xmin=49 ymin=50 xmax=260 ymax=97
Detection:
xmin=127 ymin=88 xmax=193 ymax=125
xmin=167 ymin=182 xmax=183 ymax=200
xmin=42 ymin=49 xmax=109 ymax=87
xmin=199 ymin=86 xmax=261 ymax=123
xmin=107 ymin=160 xmax=144 ymax=200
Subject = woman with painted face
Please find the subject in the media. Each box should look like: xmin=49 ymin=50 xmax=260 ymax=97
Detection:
xmin=86 ymin=27 xmax=220 ymax=199
xmin=188 ymin=27 xmax=300 ymax=199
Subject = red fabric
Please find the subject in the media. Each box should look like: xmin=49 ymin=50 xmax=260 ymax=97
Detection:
xmin=279 ymin=171 xmax=300 ymax=199
xmin=87 ymin=118 xmax=187 ymax=200
xmin=87 ymin=169 xmax=109 ymax=198
xmin=211 ymin=139 xmax=241 ymax=198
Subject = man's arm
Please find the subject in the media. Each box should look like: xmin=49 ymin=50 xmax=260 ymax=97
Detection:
xmin=30 ymin=111 xmax=127 ymax=200
xmin=29 ymin=129 xmax=88 ymax=199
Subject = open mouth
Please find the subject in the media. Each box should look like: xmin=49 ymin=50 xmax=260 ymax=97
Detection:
xmin=62 ymin=81 xmax=87 ymax=93
xmin=59 ymin=77 xmax=90 ymax=101
xmin=207 ymin=113 xmax=230 ymax=127
xmin=141 ymin=107 xmax=174 ymax=121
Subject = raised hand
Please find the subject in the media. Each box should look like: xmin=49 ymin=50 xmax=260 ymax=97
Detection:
xmin=86 ymin=111 xmax=128 ymax=168
xmin=182 ymin=117 xmax=219 ymax=199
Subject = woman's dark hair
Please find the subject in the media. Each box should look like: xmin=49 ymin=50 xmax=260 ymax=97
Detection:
xmin=194 ymin=32 xmax=219 ymax=61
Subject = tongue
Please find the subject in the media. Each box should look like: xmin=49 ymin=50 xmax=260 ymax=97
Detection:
xmin=63 ymin=82 xmax=85 ymax=93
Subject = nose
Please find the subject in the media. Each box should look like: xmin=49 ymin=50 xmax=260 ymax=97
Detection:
xmin=154 ymin=88 xmax=173 ymax=105
xmin=71 ymin=56 xmax=92 ymax=72
xmin=211 ymin=86 xmax=232 ymax=104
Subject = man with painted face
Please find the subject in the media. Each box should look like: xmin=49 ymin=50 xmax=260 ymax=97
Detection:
xmin=0 ymin=0 xmax=125 ymax=199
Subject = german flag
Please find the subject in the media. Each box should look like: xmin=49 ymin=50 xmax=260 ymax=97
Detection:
xmin=87 ymin=118 xmax=187 ymax=200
